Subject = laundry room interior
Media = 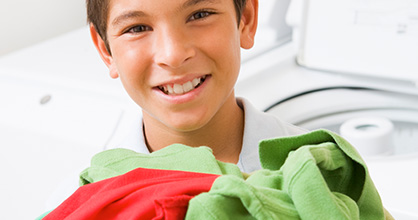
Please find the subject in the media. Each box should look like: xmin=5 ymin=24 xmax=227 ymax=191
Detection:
xmin=1 ymin=0 xmax=417 ymax=219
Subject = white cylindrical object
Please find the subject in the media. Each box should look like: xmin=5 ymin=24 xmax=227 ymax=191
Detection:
xmin=339 ymin=117 xmax=394 ymax=157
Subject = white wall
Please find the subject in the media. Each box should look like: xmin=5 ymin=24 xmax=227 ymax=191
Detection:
xmin=0 ymin=0 xmax=86 ymax=56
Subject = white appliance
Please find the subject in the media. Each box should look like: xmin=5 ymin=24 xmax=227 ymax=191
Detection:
xmin=237 ymin=43 xmax=418 ymax=220
xmin=236 ymin=0 xmax=418 ymax=219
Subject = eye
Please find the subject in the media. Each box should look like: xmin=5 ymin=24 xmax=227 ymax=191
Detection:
xmin=189 ymin=10 xmax=214 ymax=21
xmin=125 ymin=25 xmax=152 ymax=34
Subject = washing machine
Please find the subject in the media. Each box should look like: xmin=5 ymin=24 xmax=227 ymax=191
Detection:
xmin=236 ymin=0 xmax=418 ymax=219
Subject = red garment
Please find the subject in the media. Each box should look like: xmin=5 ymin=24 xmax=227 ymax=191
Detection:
xmin=44 ymin=168 xmax=219 ymax=220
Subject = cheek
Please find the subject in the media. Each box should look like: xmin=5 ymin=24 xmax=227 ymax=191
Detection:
xmin=111 ymin=46 xmax=152 ymax=106
xmin=113 ymin=44 xmax=150 ymax=83
xmin=115 ymin=45 xmax=143 ymax=72
xmin=211 ymin=33 xmax=241 ymax=83
xmin=200 ymin=26 xmax=241 ymax=72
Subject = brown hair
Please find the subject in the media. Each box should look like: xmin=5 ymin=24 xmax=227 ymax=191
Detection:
xmin=86 ymin=0 xmax=248 ymax=53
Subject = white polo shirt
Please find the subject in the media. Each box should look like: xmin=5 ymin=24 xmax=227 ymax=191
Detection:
xmin=114 ymin=97 xmax=307 ymax=173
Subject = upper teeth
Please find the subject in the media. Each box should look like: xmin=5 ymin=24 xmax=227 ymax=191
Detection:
xmin=159 ymin=76 xmax=206 ymax=95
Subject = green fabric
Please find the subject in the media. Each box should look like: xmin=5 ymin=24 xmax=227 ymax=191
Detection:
xmin=78 ymin=129 xmax=385 ymax=220
xmin=185 ymin=173 xmax=299 ymax=220
xmin=186 ymin=129 xmax=385 ymax=220
xmin=79 ymin=144 xmax=243 ymax=185
xmin=259 ymin=129 xmax=383 ymax=220
xmin=281 ymin=143 xmax=359 ymax=220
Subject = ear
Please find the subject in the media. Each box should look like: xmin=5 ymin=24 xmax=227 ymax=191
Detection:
xmin=239 ymin=0 xmax=258 ymax=49
xmin=89 ymin=24 xmax=119 ymax=79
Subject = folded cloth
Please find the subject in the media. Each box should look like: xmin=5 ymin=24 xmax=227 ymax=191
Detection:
xmin=42 ymin=167 xmax=219 ymax=220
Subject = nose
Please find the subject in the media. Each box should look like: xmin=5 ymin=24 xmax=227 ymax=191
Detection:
xmin=154 ymin=26 xmax=196 ymax=69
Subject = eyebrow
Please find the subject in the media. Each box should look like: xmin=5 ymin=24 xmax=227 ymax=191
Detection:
xmin=111 ymin=11 xmax=146 ymax=27
xmin=181 ymin=0 xmax=219 ymax=9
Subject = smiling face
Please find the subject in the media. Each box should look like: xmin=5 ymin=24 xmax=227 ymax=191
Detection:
xmin=91 ymin=0 xmax=257 ymax=133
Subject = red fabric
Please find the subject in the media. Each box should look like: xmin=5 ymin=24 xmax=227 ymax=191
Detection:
xmin=44 ymin=168 xmax=219 ymax=220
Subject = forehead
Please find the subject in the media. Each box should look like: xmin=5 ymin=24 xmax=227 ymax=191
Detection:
xmin=107 ymin=0 xmax=228 ymax=26
xmin=108 ymin=0 xmax=224 ymax=14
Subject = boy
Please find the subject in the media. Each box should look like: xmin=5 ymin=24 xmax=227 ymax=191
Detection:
xmin=39 ymin=1 xmax=393 ymax=219
xmin=87 ymin=0 xmax=306 ymax=173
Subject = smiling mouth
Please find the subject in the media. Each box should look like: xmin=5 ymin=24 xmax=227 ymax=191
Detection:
xmin=158 ymin=75 xmax=208 ymax=95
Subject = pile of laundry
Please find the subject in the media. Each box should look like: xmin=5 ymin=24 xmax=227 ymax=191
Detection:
xmin=39 ymin=130 xmax=391 ymax=220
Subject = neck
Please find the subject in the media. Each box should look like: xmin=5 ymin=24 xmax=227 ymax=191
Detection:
xmin=142 ymin=95 xmax=244 ymax=164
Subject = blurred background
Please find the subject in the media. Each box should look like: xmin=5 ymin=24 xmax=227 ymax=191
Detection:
xmin=0 ymin=0 xmax=86 ymax=56
xmin=1 ymin=0 xmax=417 ymax=219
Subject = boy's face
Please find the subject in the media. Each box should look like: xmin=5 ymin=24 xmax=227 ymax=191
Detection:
xmin=92 ymin=0 xmax=257 ymax=132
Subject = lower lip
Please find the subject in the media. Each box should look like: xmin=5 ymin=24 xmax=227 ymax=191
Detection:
xmin=153 ymin=75 xmax=211 ymax=104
